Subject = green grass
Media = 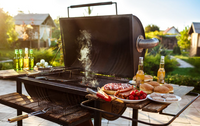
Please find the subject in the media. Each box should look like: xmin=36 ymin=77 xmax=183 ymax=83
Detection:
xmin=169 ymin=68 xmax=200 ymax=79
xmin=0 ymin=57 xmax=10 ymax=61
xmin=174 ymin=55 xmax=189 ymax=62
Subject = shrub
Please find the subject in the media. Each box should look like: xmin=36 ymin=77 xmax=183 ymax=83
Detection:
xmin=144 ymin=54 xmax=178 ymax=76
xmin=33 ymin=48 xmax=55 ymax=65
xmin=166 ymin=74 xmax=200 ymax=92
xmin=147 ymin=43 xmax=169 ymax=56
xmin=0 ymin=62 xmax=13 ymax=70
xmin=188 ymin=57 xmax=200 ymax=68
xmin=173 ymin=45 xmax=181 ymax=55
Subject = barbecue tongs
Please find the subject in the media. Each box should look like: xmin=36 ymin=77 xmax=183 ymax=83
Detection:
xmin=8 ymin=108 xmax=50 ymax=123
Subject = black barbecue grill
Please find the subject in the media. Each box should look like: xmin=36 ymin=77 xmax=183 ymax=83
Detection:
xmin=0 ymin=2 xmax=199 ymax=126
xmin=6 ymin=2 xmax=164 ymax=126
xmin=24 ymin=2 xmax=159 ymax=107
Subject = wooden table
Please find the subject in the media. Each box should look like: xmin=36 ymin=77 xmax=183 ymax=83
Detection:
xmin=0 ymin=75 xmax=199 ymax=126
xmin=81 ymin=84 xmax=200 ymax=126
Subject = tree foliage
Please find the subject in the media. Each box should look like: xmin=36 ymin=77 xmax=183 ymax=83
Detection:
xmin=52 ymin=17 xmax=60 ymax=39
xmin=145 ymin=31 xmax=164 ymax=40
xmin=0 ymin=8 xmax=18 ymax=48
xmin=145 ymin=24 xmax=160 ymax=33
xmin=176 ymin=26 xmax=190 ymax=50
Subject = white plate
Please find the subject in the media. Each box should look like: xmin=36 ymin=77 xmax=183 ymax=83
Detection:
xmin=128 ymin=80 xmax=136 ymax=85
xmin=114 ymin=96 xmax=147 ymax=103
xmin=147 ymin=94 xmax=181 ymax=104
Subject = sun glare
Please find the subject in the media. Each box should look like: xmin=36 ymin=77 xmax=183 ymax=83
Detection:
xmin=0 ymin=1 xmax=20 ymax=16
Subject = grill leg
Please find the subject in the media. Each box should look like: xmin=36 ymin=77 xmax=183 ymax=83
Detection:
xmin=132 ymin=109 xmax=138 ymax=126
xmin=94 ymin=100 xmax=101 ymax=126
xmin=17 ymin=79 xmax=22 ymax=94
xmin=17 ymin=79 xmax=23 ymax=126
xmin=17 ymin=109 xmax=23 ymax=126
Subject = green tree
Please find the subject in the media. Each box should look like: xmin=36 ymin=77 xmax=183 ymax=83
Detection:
xmin=52 ymin=17 xmax=60 ymax=39
xmin=176 ymin=26 xmax=190 ymax=50
xmin=145 ymin=24 xmax=160 ymax=33
xmin=0 ymin=8 xmax=18 ymax=48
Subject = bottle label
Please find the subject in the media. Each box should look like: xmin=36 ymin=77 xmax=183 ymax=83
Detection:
xmin=24 ymin=59 xmax=29 ymax=69
xmin=19 ymin=49 xmax=22 ymax=54
xmin=158 ymin=73 xmax=165 ymax=84
xmin=19 ymin=58 xmax=23 ymax=70
xmin=14 ymin=59 xmax=19 ymax=71
xmin=30 ymin=58 xmax=34 ymax=70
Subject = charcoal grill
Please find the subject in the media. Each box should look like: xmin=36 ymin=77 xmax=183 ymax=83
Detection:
xmin=24 ymin=2 xmax=158 ymax=104
xmin=22 ymin=1 xmax=160 ymax=125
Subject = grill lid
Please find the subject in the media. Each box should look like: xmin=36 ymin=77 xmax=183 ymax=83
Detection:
xmin=60 ymin=14 xmax=145 ymax=78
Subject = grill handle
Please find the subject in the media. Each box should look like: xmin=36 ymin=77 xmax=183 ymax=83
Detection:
xmin=136 ymin=35 xmax=159 ymax=53
xmin=67 ymin=1 xmax=118 ymax=17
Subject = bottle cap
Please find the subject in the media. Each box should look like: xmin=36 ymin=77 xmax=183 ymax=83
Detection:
xmin=25 ymin=48 xmax=28 ymax=54
xmin=15 ymin=49 xmax=18 ymax=54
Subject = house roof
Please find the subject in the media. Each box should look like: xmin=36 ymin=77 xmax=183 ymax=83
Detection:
xmin=188 ymin=22 xmax=200 ymax=34
xmin=14 ymin=13 xmax=56 ymax=27
xmin=163 ymin=26 xmax=179 ymax=34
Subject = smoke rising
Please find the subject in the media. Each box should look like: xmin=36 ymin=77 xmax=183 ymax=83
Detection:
xmin=77 ymin=30 xmax=98 ymax=87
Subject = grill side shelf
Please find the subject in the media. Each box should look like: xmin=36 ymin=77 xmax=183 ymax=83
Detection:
xmin=0 ymin=93 xmax=92 ymax=126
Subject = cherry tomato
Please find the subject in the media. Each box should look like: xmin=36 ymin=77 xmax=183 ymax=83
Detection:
xmin=140 ymin=95 xmax=144 ymax=99
xmin=130 ymin=91 xmax=135 ymax=96
xmin=129 ymin=95 xmax=134 ymax=100
xmin=142 ymin=94 xmax=147 ymax=98
xmin=135 ymin=96 xmax=139 ymax=100
xmin=140 ymin=90 xmax=144 ymax=95
xmin=135 ymin=91 xmax=140 ymax=96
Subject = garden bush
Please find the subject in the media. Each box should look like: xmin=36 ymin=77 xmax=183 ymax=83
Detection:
xmin=173 ymin=45 xmax=181 ymax=55
xmin=166 ymin=74 xmax=200 ymax=92
xmin=147 ymin=43 xmax=169 ymax=56
xmin=187 ymin=57 xmax=200 ymax=68
xmin=33 ymin=48 xmax=55 ymax=65
xmin=0 ymin=62 xmax=13 ymax=70
xmin=144 ymin=53 xmax=178 ymax=76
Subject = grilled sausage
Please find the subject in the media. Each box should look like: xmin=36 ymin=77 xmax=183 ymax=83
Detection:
xmin=118 ymin=86 xmax=134 ymax=93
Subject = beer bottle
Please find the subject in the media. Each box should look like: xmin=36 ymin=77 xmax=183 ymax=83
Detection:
xmin=136 ymin=57 xmax=144 ymax=88
xmin=18 ymin=49 xmax=23 ymax=70
xmin=13 ymin=49 xmax=19 ymax=71
xmin=157 ymin=56 xmax=165 ymax=84
xmin=23 ymin=48 xmax=29 ymax=70
xmin=29 ymin=49 xmax=34 ymax=70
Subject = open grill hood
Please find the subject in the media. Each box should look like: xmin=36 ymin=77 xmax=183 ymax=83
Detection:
xmin=60 ymin=14 xmax=146 ymax=78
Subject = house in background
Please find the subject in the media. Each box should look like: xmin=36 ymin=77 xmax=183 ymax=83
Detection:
xmin=14 ymin=13 xmax=56 ymax=49
xmin=188 ymin=22 xmax=200 ymax=56
xmin=161 ymin=26 xmax=180 ymax=49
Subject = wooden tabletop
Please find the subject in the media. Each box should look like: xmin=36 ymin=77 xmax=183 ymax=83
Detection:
xmin=86 ymin=84 xmax=194 ymax=113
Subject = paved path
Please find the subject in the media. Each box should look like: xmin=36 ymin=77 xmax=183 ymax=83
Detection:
xmin=0 ymin=79 xmax=199 ymax=126
xmin=170 ymin=56 xmax=194 ymax=68
xmin=0 ymin=59 xmax=12 ymax=63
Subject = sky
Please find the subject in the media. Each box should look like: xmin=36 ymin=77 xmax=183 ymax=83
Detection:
xmin=0 ymin=0 xmax=200 ymax=31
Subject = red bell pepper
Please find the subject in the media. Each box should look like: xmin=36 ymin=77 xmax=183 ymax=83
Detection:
xmin=86 ymin=88 xmax=112 ymax=102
